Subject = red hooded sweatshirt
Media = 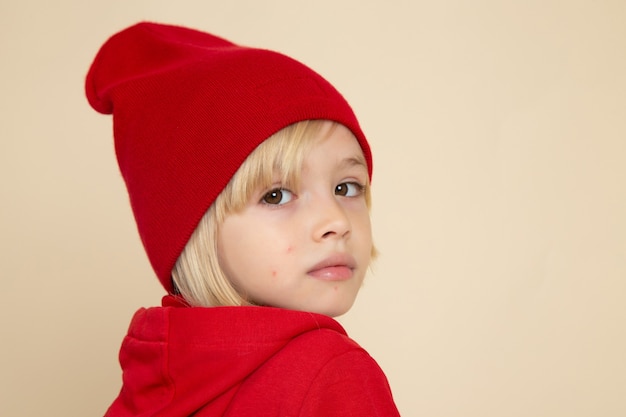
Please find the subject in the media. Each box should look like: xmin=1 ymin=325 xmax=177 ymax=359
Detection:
xmin=105 ymin=296 xmax=400 ymax=416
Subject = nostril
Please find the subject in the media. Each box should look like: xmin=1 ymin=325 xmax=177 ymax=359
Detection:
xmin=321 ymin=229 xmax=350 ymax=239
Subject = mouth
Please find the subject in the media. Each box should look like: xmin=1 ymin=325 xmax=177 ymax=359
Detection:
xmin=307 ymin=253 xmax=356 ymax=281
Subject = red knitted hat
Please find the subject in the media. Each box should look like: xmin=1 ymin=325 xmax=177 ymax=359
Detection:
xmin=85 ymin=22 xmax=372 ymax=293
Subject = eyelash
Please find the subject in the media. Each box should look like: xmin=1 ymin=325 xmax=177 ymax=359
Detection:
xmin=335 ymin=182 xmax=365 ymax=197
xmin=260 ymin=188 xmax=294 ymax=206
xmin=260 ymin=182 xmax=365 ymax=206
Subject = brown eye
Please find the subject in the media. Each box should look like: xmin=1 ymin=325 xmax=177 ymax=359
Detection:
xmin=262 ymin=189 xmax=293 ymax=205
xmin=335 ymin=182 xmax=363 ymax=197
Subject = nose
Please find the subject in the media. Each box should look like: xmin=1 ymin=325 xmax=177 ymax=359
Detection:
xmin=311 ymin=196 xmax=351 ymax=242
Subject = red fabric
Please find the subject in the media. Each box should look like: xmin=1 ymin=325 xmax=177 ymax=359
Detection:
xmin=105 ymin=296 xmax=400 ymax=416
xmin=85 ymin=22 xmax=372 ymax=293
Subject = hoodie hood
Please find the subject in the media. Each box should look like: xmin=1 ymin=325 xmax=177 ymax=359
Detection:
xmin=105 ymin=296 xmax=347 ymax=416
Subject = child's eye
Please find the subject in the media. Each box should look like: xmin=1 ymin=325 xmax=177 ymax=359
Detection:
xmin=261 ymin=188 xmax=294 ymax=205
xmin=335 ymin=182 xmax=364 ymax=197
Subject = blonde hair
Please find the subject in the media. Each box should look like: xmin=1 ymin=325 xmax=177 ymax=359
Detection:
xmin=172 ymin=120 xmax=373 ymax=307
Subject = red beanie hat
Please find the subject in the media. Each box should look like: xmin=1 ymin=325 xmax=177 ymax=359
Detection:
xmin=85 ymin=22 xmax=372 ymax=293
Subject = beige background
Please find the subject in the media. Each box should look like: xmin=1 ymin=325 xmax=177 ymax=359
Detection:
xmin=1 ymin=1 xmax=625 ymax=416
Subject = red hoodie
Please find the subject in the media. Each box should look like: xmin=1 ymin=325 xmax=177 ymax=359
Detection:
xmin=105 ymin=296 xmax=400 ymax=416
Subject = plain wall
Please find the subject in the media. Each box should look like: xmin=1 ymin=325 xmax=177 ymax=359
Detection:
xmin=1 ymin=1 xmax=625 ymax=415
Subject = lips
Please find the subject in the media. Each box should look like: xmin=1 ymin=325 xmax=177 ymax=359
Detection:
xmin=307 ymin=253 xmax=356 ymax=281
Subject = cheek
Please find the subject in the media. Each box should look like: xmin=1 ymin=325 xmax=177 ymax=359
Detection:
xmin=352 ymin=209 xmax=372 ymax=238
xmin=352 ymin=212 xmax=374 ymax=259
xmin=217 ymin=217 xmax=260 ymax=278
xmin=220 ymin=220 xmax=291 ymax=271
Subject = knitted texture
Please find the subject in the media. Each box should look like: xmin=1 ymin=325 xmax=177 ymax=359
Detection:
xmin=85 ymin=22 xmax=371 ymax=292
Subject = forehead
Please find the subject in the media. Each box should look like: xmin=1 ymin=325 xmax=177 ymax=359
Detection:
xmin=304 ymin=124 xmax=368 ymax=170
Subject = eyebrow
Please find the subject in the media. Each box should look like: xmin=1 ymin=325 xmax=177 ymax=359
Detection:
xmin=338 ymin=155 xmax=368 ymax=171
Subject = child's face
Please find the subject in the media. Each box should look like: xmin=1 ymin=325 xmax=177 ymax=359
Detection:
xmin=217 ymin=122 xmax=372 ymax=317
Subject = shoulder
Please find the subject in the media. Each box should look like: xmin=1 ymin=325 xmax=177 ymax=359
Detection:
xmin=265 ymin=327 xmax=401 ymax=416
xmin=250 ymin=325 xmax=366 ymax=380
xmin=224 ymin=324 xmax=400 ymax=416
xmin=299 ymin=343 xmax=400 ymax=416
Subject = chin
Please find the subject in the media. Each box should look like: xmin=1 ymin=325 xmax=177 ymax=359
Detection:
xmin=311 ymin=299 xmax=357 ymax=318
